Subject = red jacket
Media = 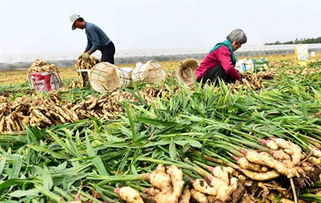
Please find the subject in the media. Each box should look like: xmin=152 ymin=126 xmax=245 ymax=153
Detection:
xmin=195 ymin=46 xmax=241 ymax=80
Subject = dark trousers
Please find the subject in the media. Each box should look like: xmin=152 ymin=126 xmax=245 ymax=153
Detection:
xmin=100 ymin=41 xmax=115 ymax=64
xmin=197 ymin=64 xmax=236 ymax=86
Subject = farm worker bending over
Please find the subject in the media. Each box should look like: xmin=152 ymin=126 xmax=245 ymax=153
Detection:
xmin=70 ymin=13 xmax=116 ymax=64
xmin=195 ymin=29 xmax=247 ymax=85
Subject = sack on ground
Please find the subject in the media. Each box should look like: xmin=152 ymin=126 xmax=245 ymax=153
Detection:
xmin=28 ymin=59 xmax=62 ymax=92
xmin=132 ymin=60 xmax=166 ymax=84
xmin=28 ymin=72 xmax=62 ymax=92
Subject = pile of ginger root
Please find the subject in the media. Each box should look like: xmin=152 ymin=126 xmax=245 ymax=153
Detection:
xmin=114 ymin=138 xmax=321 ymax=203
xmin=115 ymin=164 xmax=186 ymax=203
xmin=115 ymin=164 xmax=241 ymax=203
xmin=236 ymin=138 xmax=321 ymax=188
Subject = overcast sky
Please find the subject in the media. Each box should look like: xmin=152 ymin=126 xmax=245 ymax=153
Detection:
xmin=0 ymin=0 xmax=320 ymax=55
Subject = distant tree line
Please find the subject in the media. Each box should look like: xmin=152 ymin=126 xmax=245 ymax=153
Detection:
xmin=265 ymin=37 xmax=321 ymax=45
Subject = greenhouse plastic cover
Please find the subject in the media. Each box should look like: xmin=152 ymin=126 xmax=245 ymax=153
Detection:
xmin=1 ymin=44 xmax=321 ymax=70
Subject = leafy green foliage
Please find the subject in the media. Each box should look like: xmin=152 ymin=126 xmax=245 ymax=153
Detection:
xmin=1 ymin=63 xmax=321 ymax=201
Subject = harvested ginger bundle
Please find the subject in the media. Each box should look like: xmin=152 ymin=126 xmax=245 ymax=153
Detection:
xmin=75 ymin=55 xmax=99 ymax=70
xmin=191 ymin=189 xmax=209 ymax=203
xmin=275 ymin=138 xmax=303 ymax=165
xmin=309 ymin=157 xmax=321 ymax=165
xmin=166 ymin=165 xmax=185 ymax=198
xmin=312 ymin=148 xmax=321 ymax=158
xmin=270 ymin=150 xmax=292 ymax=161
xmin=146 ymin=164 xmax=185 ymax=203
xmin=179 ymin=187 xmax=191 ymax=203
xmin=244 ymin=151 xmax=299 ymax=178
xmin=262 ymin=138 xmax=303 ymax=165
xmin=148 ymin=164 xmax=172 ymax=191
xmin=238 ymin=138 xmax=307 ymax=181
xmin=270 ymin=150 xmax=295 ymax=170
xmin=237 ymin=157 xmax=268 ymax=172
xmin=114 ymin=186 xmax=144 ymax=203
xmin=309 ymin=148 xmax=321 ymax=165
xmin=208 ymin=167 xmax=238 ymax=202
xmin=240 ymin=169 xmax=280 ymax=181
xmin=192 ymin=166 xmax=238 ymax=202
xmin=192 ymin=179 xmax=216 ymax=196
xmin=28 ymin=59 xmax=59 ymax=73
xmin=211 ymin=166 xmax=230 ymax=184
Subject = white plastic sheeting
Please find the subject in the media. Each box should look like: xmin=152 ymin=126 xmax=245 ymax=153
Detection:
xmin=1 ymin=44 xmax=321 ymax=70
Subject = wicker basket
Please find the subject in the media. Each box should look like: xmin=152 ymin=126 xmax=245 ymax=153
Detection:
xmin=176 ymin=58 xmax=199 ymax=85
xmin=132 ymin=60 xmax=166 ymax=84
xmin=116 ymin=67 xmax=133 ymax=85
xmin=88 ymin=62 xmax=131 ymax=93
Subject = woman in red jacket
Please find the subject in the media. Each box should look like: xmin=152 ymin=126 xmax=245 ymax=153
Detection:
xmin=195 ymin=29 xmax=247 ymax=85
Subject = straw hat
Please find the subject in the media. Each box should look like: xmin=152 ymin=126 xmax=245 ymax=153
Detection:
xmin=177 ymin=58 xmax=199 ymax=85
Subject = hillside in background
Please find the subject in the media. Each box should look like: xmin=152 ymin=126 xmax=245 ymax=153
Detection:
xmin=265 ymin=37 xmax=321 ymax=45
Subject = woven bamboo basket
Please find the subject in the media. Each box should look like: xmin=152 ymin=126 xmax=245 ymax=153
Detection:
xmin=88 ymin=62 xmax=131 ymax=93
xmin=176 ymin=58 xmax=199 ymax=85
